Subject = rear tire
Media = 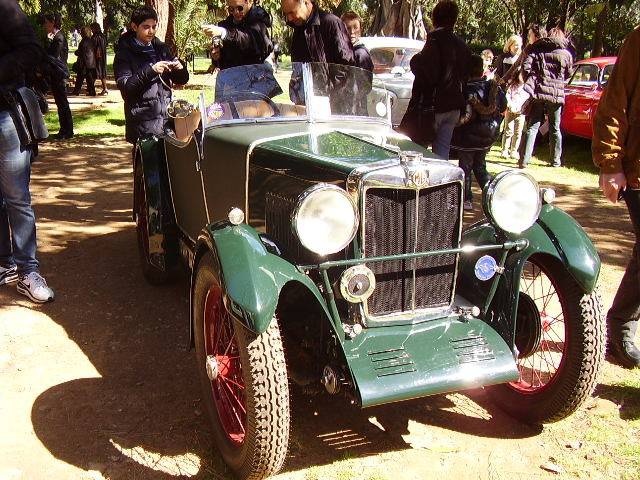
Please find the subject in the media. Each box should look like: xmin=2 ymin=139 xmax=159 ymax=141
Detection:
xmin=193 ymin=252 xmax=290 ymax=479
xmin=487 ymin=254 xmax=605 ymax=424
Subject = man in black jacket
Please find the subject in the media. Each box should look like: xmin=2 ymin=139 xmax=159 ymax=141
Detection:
xmin=409 ymin=0 xmax=471 ymax=159
xmin=282 ymin=0 xmax=354 ymax=65
xmin=114 ymin=6 xmax=189 ymax=144
xmin=43 ymin=13 xmax=73 ymax=140
xmin=0 ymin=0 xmax=55 ymax=302
xmin=203 ymin=0 xmax=273 ymax=70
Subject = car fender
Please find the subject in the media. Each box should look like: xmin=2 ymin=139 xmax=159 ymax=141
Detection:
xmin=135 ymin=135 xmax=173 ymax=269
xmin=190 ymin=222 xmax=333 ymax=339
xmin=461 ymin=204 xmax=600 ymax=295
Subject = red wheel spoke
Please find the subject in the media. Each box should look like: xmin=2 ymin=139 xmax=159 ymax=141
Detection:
xmin=221 ymin=379 xmax=247 ymax=414
xmin=222 ymin=375 xmax=245 ymax=390
xmin=219 ymin=382 xmax=246 ymax=432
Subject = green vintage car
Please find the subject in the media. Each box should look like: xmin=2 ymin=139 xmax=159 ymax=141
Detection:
xmin=134 ymin=63 xmax=605 ymax=479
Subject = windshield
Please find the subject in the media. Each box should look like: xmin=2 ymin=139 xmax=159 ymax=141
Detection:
xmin=201 ymin=62 xmax=391 ymax=127
xmin=370 ymin=47 xmax=421 ymax=74
xmin=568 ymin=63 xmax=599 ymax=87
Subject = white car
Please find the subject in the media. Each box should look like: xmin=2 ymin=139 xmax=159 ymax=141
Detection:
xmin=359 ymin=36 xmax=425 ymax=126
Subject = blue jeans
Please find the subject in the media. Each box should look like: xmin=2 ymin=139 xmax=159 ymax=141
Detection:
xmin=432 ymin=109 xmax=461 ymax=160
xmin=458 ymin=149 xmax=491 ymax=202
xmin=521 ymin=100 xmax=563 ymax=166
xmin=0 ymin=110 xmax=38 ymax=275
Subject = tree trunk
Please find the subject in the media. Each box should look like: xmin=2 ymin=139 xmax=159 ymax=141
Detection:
xmin=165 ymin=1 xmax=176 ymax=55
xmin=592 ymin=3 xmax=608 ymax=57
xmin=146 ymin=0 xmax=169 ymax=42
xmin=369 ymin=0 xmax=426 ymax=39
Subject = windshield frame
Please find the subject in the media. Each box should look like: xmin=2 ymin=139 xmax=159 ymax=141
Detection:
xmin=201 ymin=62 xmax=392 ymax=130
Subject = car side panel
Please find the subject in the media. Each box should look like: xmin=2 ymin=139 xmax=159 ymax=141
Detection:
xmin=164 ymin=138 xmax=208 ymax=242
xmin=561 ymin=86 xmax=601 ymax=139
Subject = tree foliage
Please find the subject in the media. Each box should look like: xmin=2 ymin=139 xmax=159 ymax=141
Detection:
xmin=18 ymin=0 xmax=639 ymax=57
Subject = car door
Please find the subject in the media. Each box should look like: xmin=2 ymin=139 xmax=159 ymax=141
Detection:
xmin=164 ymin=135 xmax=208 ymax=243
xmin=561 ymin=63 xmax=601 ymax=138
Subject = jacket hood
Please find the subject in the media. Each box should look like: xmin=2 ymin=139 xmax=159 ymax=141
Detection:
xmin=533 ymin=36 xmax=567 ymax=52
xmin=116 ymin=31 xmax=167 ymax=54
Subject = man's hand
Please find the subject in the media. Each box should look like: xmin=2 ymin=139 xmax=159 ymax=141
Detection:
xmin=169 ymin=58 xmax=184 ymax=70
xmin=152 ymin=61 xmax=172 ymax=74
xmin=599 ymin=172 xmax=627 ymax=203
xmin=202 ymin=25 xmax=226 ymax=38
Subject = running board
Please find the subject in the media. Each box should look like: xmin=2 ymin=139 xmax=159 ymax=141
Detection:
xmin=344 ymin=317 xmax=519 ymax=408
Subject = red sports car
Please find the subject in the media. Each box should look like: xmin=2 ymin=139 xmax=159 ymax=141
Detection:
xmin=561 ymin=57 xmax=617 ymax=139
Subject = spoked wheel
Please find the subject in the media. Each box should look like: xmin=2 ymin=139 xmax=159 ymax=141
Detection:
xmin=134 ymin=161 xmax=172 ymax=284
xmin=487 ymin=254 xmax=605 ymax=424
xmin=194 ymin=252 xmax=289 ymax=480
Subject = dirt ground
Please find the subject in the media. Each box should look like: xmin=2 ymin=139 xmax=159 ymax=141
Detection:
xmin=0 ymin=108 xmax=638 ymax=480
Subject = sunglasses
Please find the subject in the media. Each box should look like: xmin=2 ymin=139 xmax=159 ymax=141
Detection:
xmin=227 ymin=5 xmax=244 ymax=13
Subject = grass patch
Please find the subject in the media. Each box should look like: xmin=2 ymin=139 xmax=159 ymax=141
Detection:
xmin=45 ymin=103 xmax=125 ymax=137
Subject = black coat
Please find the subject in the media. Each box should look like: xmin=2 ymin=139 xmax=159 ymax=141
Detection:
xmin=92 ymin=31 xmax=107 ymax=78
xmin=46 ymin=30 xmax=68 ymax=63
xmin=353 ymin=44 xmax=374 ymax=72
xmin=217 ymin=5 xmax=273 ymax=69
xmin=495 ymin=51 xmax=517 ymax=79
xmin=290 ymin=7 xmax=354 ymax=65
xmin=409 ymin=27 xmax=472 ymax=114
xmin=451 ymin=78 xmax=507 ymax=151
xmin=523 ymin=37 xmax=573 ymax=104
xmin=114 ymin=33 xmax=189 ymax=143
xmin=76 ymin=37 xmax=96 ymax=71
xmin=0 ymin=0 xmax=41 ymax=92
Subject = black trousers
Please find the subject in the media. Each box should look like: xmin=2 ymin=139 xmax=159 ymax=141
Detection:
xmin=73 ymin=69 xmax=96 ymax=96
xmin=458 ymin=149 xmax=491 ymax=202
xmin=608 ymin=188 xmax=640 ymax=343
xmin=50 ymin=78 xmax=73 ymax=136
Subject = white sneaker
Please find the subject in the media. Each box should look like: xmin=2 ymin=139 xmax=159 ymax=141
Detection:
xmin=463 ymin=200 xmax=473 ymax=211
xmin=510 ymin=151 xmax=520 ymax=160
xmin=0 ymin=264 xmax=18 ymax=286
xmin=17 ymin=272 xmax=55 ymax=303
xmin=501 ymin=150 xmax=509 ymax=158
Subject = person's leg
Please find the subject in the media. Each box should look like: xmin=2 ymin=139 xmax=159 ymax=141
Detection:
xmin=608 ymin=188 xmax=640 ymax=368
xmin=0 ymin=195 xmax=14 ymax=266
xmin=472 ymin=149 xmax=491 ymax=191
xmin=50 ymin=78 xmax=73 ymax=137
xmin=520 ymin=100 xmax=544 ymax=167
xmin=0 ymin=111 xmax=38 ymax=276
xmin=547 ymin=101 xmax=563 ymax=166
xmin=432 ymin=109 xmax=461 ymax=160
xmin=86 ymin=70 xmax=97 ymax=96
xmin=511 ymin=113 xmax=526 ymax=159
xmin=72 ymin=71 xmax=84 ymax=95
xmin=501 ymin=111 xmax=515 ymax=156
xmin=457 ymin=150 xmax=473 ymax=207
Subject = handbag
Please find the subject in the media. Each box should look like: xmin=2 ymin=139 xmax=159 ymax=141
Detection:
xmin=2 ymin=86 xmax=49 ymax=148
xmin=398 ymin=83 xmax=436 ymax=146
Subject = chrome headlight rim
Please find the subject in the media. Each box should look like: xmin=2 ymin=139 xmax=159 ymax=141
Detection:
xmin=292 ymin=183 xmax=359 ymax=256
xmin=483 ymin=170 xmax=542 ymax=234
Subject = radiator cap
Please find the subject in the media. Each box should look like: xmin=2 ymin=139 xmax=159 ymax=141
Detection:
xmin=399 ymin=151 xmax=424 ymax=165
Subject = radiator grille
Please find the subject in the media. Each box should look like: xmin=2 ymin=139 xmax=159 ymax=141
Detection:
xmin=364 ymin=183 xmax=461 ymax=316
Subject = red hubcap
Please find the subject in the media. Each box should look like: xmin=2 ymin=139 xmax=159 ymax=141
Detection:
xmin=203 ymin=286 xmax=246 ymax=444
xmin=510 ymin=261 xmax=567 ymax=393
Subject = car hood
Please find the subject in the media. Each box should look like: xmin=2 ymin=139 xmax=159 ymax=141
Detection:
xmin=375 ymin=73 xmax=414 ymax=99
xmin=255 ymin=129 xmax=413 ymax=175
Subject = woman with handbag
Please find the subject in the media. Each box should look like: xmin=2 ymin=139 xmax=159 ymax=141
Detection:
xmin=0 ymin=0 xmax=55 ymax=302
xmin=72 ymin=26 xmax=97 ymax=96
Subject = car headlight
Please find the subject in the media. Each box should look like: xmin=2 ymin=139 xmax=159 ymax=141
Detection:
xmin=483 ymin=171 xmax=541 ymax=234
xmin=293 ymin=184 xmax=358 ymax=255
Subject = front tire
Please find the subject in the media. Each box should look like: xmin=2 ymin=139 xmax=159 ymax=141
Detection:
xmin=487 ymin=254 xmax=605 ymax=423
xmin=193 ymin=252 xmax=290 ymax=479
